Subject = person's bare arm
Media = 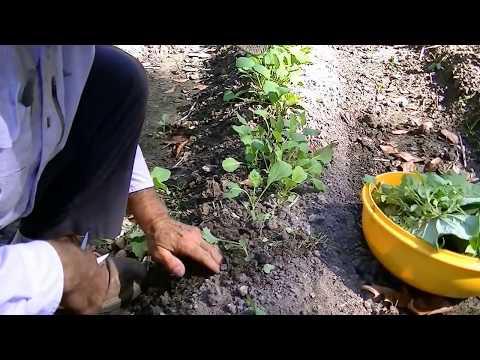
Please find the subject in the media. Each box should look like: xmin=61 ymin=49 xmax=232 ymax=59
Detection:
xmin=127 ymin=188 xmax=222 ymax=277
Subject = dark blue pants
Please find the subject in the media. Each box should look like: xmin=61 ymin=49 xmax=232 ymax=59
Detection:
xmin=19 ymin=46 xmax=148 ymax=241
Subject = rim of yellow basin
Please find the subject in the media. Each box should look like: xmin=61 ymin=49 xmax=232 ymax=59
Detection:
xmin=362 ymin=172 xmax=480 ymax=273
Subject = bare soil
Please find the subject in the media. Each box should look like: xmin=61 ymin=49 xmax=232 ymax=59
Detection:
xmin=114 ymin=45 xmax=480 ymax=315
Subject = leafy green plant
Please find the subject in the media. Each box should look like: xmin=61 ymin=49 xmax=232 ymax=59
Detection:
xmin=223 ymin=111 xmax=333 ymax=218
xmin=201 ymin=227 xmax=248 ymax=257
xmin=221 ymin=45 xmax=333 ymax=221
xmin=366 ymin=172 xmax=480 ymax=257
xmin=245 ymin=296 xmax=267 ymax=315
xmin=225 ymin=45 xmax=311 ymax=115
xmin=151 ymin=166 xmax=171 ymax=194
xmin=127 ymin=227 xmax=148 ymax=260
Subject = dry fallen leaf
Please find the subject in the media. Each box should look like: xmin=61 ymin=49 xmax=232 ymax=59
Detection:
xmin=163 ymin=135 xmax=189 ymax=145
xmin=380 ymin=145 xmax=398 ymax=155
xmin=394 ymin=152 xmax=423 ymax=163
xmin=392 ymin=129 xmax=410 ymax=135
xmin=164 ymin=86 xmax=176 ymax=94
xmin=362 ymin=284 xmax=410 ymax=308
xmin=425 ymin=157 xmax=443 ymax=172
xmin=173 ymin=78 xmax=189 ymax=83
xmin=193 ymin=84 xmax=208 ymax=91
xmin=363 ymin=283 xmax=455 ymax=315
xmin=408 ymin=300 xmax=455 ymax=315
xmin=441 ymin=129 xmax=459 ymax=145
xmin=401 ymin=161 xmax=417 ymax=172
xmin=175 ymin=139 xmax=189 ymax=158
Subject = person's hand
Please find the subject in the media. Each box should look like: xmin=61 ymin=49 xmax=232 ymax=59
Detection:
xmin=146 ymin=217 xmax=223 ymax=277
xmin=47 ymin=236 xmax=109 ymax=314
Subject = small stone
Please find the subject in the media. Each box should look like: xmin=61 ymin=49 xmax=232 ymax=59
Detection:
xmin=310 ymin=292 xmax=316 ymax=298
xmin=202 ymin=165 xmax=212 ymax=173
xmin=226 ymin=303 xmax=237 ymax=314
xmin=238 ymin=285 xmax=249 ymax=297
xmin=313 ymin=250 xmax=321 ymax=258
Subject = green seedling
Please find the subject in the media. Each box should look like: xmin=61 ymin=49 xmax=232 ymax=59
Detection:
xmin=201 ymin=227 xmax=248 ymax=257
xmin=151 ymin=166 xmax=171 ymax=194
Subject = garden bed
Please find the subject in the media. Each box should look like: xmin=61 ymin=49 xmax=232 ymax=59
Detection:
xmin=110 ymin=45 xmax=480 ymax=315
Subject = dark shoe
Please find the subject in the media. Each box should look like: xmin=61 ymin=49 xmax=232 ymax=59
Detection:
xmin=99 ymin=257 xmax=148 ymax=314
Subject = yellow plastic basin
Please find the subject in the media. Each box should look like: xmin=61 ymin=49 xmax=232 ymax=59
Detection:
xmin=362 ymin=172 xmax=480 ymax=298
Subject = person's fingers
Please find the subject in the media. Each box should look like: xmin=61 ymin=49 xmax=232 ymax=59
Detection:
xmin=199 ymin=241 xmax=223 ymax=264
xmin=180 ymin=242 xmax=221 ymax=273
xmin=151 ymin=246 xmax=186 ymax=277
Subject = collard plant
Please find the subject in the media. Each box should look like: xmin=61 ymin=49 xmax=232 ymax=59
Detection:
xmin=222 ymin=45 xmax=333 ymax=221
xmin=151 ymin=166 xmax=171 ymax=194
xmin=224 ymin=45 xmax=311 ymax=114
xmin=223 ymin=110 xmax=333 ymax=220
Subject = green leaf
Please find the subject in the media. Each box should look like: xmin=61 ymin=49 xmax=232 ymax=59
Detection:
xmin=223 ymin=90 xmax=236 ymax=102
xmin=249 ymin=169 xmax=262 ymax=188
xmin=267 ymin=160 xmax=292 ymax=186
xmin=151 ymin=167 xmax=171 ymax=187
xmin=363 ymin=175 xmax=376 ymax=184
xmin=263 ymin=80 xmax=279 ymax=95
xmin=272 ymin=130 xmax=283 ymax=142
xmin=303 ymin=128 xmax=320 ymax=136
xmin=254 ymin=109 xmax=269 ymax=119
xmin=130 ymin=237 xmax=147 ymax=259
xmin=436 ymin=214 xmax=480 ymax=241
xmin=128 ymin=228 xmax=145 ymax=239
xmin=291 ymin=166 xmax=308 ymax=184
xmin=311 ymin=178 xmax=326 ymax=192
xmin=290 ymin=133 xmax=307 ymax=142
xmin=253 ymin=64 xmax=271 ymax=79
xmin=262 ymin=264 xmax=275 ymax=274
xmin=254 ymin=307 xmax=267 ymax=315
xmin=236 ymin=112 xmax=247 ymax=125
xmin=236 ymin=57 xmax=256 ymax=70
xmin=232 ymin=124 xmax=251 ymax=137
xmin=240 ymin=135 xmax=253 ymax=145
xmin=224 ymin=182 xmax=242 ymax=199
xmin=277 ymin=86 xmax=289 ymax=96
xmin=274 ymin=148 xmax=283 ymax=161
xmin=313 ymin=144 xmax=334 ymax=164
xmin=222 ymin=157 xmax=241 ymax=172
xmin=306 ymin=159 xmax=324 ymax=177
xmin=224 ymin=90 xmax=246 ymax=102
xmin=411 ymin=220 xmax=439 ymax=247
xmin=285 ymin=93 xmax=300 ymax=106
xmin=276 ymin=65 xmax=288 ymax=79
xmin=201 ymin=227 xmax=220 ymax=245
xmin=251 ymin=139 xmax=265 ymax=152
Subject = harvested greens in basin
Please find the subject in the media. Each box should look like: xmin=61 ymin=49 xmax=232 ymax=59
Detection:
xmin=365 ymin=172 xmax=480 ymax=257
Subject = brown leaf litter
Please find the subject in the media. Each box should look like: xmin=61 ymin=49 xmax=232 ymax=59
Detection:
xmin=362 ymin=284 xmax=455 ymax=315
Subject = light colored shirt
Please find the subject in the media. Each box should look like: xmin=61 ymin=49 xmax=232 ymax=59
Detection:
xmin=0 ymin=46 xmax=154 ymax=314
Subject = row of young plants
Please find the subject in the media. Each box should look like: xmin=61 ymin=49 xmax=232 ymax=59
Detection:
xmin=221 ymin=45 xmax=333 ymax=220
